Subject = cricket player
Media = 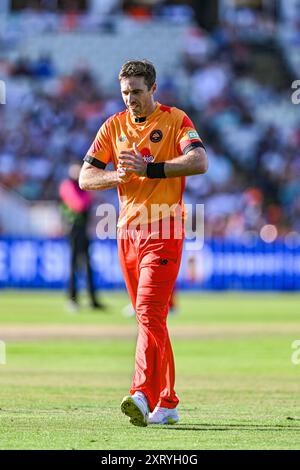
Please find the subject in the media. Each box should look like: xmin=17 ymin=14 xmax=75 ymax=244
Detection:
xmin=79 ymin=60 xmax=208 ymax=426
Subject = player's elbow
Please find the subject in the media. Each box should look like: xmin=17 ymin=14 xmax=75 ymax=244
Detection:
xmin=78 ymin=170 xmax=88 ymax=190
xmin=194 ymin=149 xmax=208 ymax=174
xmin=198 ymin=155 xmax=208 ymax=174
xmin=78 ymin=162 xmax=95 ymax=190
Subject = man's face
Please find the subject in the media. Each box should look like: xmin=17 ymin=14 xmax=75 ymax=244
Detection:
xmin=120 ymin=76 xmax=156 ymax=116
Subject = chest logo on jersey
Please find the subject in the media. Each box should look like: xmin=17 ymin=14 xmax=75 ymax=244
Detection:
xmin=118 ymin=135 xmax=127 ymax=142
xmin=141 ymin=148 xmax=154 ymax=163
xmin=143 ymin=154 xmax=155 ymax=163
xmin=150 ymin=129 xmax=163 ymax=143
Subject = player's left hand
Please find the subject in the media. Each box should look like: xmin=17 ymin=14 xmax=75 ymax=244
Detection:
xmin=118 ymin=143 xmax=147 ymax=177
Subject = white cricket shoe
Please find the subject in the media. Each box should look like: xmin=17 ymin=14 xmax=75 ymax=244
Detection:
xmin=148 ymin=407 xmax=179 ymax=425
xmin=121 ymin=391 xmax=149 ymax=427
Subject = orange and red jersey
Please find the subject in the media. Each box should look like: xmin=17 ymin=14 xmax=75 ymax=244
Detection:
xmin=84 ymin=102 xmax=204 ymax=227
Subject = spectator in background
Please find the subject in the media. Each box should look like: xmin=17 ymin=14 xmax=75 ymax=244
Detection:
xmin=1 ymin=16 xmax=299 ymax=241
xmin=59 ymin=163 xmax=105 ymax=311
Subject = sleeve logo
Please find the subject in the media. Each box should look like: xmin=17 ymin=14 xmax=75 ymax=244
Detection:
xmin=187 ymin=130 xmax=199 ymax=140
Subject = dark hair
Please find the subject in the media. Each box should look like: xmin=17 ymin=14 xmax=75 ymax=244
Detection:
xmin=119 ymin=60 xmax=156 ymax=90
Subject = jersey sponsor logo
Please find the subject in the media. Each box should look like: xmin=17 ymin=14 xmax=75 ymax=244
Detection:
xmin=143 ymin=155 xmax=155 ymax=163
xmin=150 ymin=129 xmax=163 ymax=143
xmin=187 ymin=130 xmax=199 ymax=140
xmin=141 ymin=147 xmax=154 ymax=163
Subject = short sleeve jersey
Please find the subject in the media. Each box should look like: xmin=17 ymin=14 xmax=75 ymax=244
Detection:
xmin=84 ymin=102 xmax=204 ymax=227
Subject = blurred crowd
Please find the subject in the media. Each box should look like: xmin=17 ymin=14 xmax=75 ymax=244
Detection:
xmin=0 ymin=0 xmax=193 ymax=44
xmin=0 ymin=7 xmax=300 ymax=239
xmin=181 ymin=22 xmax=300 ymax=238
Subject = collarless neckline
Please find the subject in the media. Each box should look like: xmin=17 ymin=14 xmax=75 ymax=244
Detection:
xmin=128 ymin=102 xmax=161 ymax=126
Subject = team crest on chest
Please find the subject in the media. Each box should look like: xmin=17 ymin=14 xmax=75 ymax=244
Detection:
xmin=118 ymin=135 xmax=127 ymax=142
xmin=150 ymin=129 xmax=163 ymax=143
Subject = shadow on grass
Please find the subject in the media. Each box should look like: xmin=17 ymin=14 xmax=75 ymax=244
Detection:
xmin=160 ymin=423 xmax=300 ymax=432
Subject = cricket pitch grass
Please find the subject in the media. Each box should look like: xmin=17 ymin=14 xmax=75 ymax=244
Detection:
xmin=0 ymin=291 xmax=300 ymax=450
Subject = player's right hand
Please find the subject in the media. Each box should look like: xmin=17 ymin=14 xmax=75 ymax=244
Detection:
xmin=117 ymin=163 xmax=133 ymax=183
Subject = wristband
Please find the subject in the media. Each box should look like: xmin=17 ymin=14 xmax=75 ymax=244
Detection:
xmin=146 ymin=162 xmax=166 ymax=179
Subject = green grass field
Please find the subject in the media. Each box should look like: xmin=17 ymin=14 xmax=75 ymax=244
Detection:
xmin=0 ymin=290 xmax=300 ymax=450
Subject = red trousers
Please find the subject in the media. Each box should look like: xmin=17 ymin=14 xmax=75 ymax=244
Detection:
xmin=118 ymin=220 xmax=184 ymax=411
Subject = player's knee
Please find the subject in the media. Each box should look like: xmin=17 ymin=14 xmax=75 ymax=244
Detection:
xmin=136 ymin=307 xmax=167 ymax=329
